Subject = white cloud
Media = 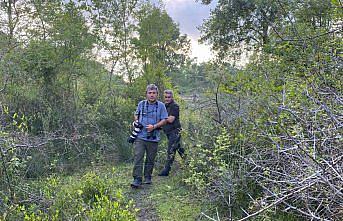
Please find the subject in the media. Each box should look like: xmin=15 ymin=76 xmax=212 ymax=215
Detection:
xmin=161 ymin=0 xmax=216 ymax=62
xmin=164 ymin=0 xmax=192 ymax=5
xmin=189 ymin=37 xmax=213 ymax=63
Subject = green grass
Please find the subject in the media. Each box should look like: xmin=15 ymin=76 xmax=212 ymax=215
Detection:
xmin=2 ymin=164 xmax=138 ymax=220
xmin=79 ymin=164 xmax=204 ymax=220
xmin=119 ymin=162 xmax=203 ymax=220
xmin=1 ymin=160 xmax=301 ymax=221
xmin=1 ymin=162 xmax=204 ymax=221
xmin=148 ymin=174 xmax=202 ymax=221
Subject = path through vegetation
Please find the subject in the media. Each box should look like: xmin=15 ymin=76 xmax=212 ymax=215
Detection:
xmin=123 ymin=162 xmax=202 ymax=221
xmin=128 ymin=179 xmax=161 ymax=221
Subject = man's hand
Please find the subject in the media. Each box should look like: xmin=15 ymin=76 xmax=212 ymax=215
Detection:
xmin=127 ymin=137 xmax=135 ymax=143
xmin=146 ymin=124 xmax=154 ymax=132
xmin=146 ymin=119 xmax=166 ymax=132
xmin=167 ymin=115 xmax=175 ymax=123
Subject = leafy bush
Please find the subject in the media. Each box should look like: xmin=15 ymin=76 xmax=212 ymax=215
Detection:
xmin=86 ymin=194 xmax=136 ymax=221
xmin=2 ymin=171 xmax=136 ymax=220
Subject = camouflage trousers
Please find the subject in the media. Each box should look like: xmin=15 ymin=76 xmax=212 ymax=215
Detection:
xmin=163 ymin=129 xmax=184 ymax=170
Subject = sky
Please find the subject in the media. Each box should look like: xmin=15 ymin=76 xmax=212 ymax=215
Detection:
xmin=161 ymin=0 xmax=218 ymax=62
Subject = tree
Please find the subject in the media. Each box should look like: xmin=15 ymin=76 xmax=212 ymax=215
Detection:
xmin=132 ymin=4 xmax=190 ymax=96
xmin=168 ymin=61 xmax=211 ymax=94
xmin=86 ymin=0 xmax=139 ymax=85
xmin=0 ymin=0 xmax=29 ymax=95
xmin=200 ymin=0 xmax=288 ymax=59
xmin=186 ymin=0 xmax=343 ymax=220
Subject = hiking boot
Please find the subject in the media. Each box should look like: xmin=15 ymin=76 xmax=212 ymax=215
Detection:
xmin=130 ymin=178 xmax=142 ymax=188
xmin=158 ymin=168 xmax=170 ymax=176
xmin=143 ymin=177 xmax=152 ymax=184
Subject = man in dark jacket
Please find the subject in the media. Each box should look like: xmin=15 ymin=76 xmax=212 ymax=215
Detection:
xmin=158 ymin=90 xmax=185 ymax=176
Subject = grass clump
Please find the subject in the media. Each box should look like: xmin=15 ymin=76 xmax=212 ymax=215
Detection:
xmin=149 ymin=173 xmax=202 ymax=221
xmin=2 ymin=166 xmax=136 ymax=221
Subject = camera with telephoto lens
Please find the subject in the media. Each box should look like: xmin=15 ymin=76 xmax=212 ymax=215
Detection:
xmin=127 ymin=121 xmax=144 ymax=143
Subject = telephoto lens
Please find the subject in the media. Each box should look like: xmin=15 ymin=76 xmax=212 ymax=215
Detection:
xmin=127 ymin=122 xmax=143 ymax=143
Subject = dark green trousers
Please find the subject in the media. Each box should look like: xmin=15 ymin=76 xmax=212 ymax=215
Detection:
xmin=133 ymin=138 xmax=158 ymax=179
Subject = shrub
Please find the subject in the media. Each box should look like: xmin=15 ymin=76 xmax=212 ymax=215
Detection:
xmin=2 ymin=171 xmax=136 ymax=220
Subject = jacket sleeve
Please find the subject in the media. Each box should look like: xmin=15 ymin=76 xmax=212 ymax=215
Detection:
xmin=169 ymin=103 xmax=179 ymax=118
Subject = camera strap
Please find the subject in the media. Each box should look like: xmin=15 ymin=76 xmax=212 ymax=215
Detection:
xmin=141 ymin=100 xmax=158 ymax=123
xmin=138 ymin=101 xmax=145 ymax=124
